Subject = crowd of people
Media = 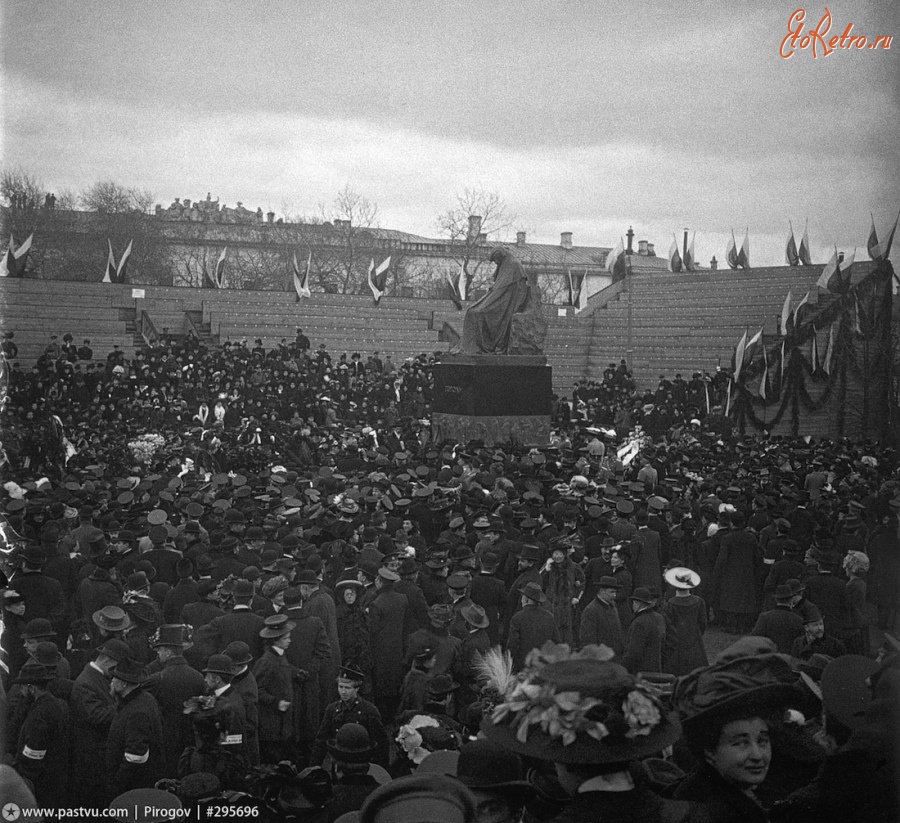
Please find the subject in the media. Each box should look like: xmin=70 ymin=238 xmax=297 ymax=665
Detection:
xmin=0 ymin=325 xmax=898 ymax=822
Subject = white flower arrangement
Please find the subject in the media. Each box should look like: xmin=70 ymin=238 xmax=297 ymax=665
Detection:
xmin=127 ymin=434 xmax=166 ymax=465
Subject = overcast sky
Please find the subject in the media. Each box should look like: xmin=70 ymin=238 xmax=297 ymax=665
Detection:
xmin=2 ymin=0 xmax=898 ymax=267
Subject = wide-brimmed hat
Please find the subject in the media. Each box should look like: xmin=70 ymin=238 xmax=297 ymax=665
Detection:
xmin=455 ymin=739 xmax=530 ymax=790
xmin=14 ymin=659 xmax=55 ymax=685
xmin=108 ymin=788 xmax=183 ymax=820
xmin=327 ymin=723 xmax=378 ymax=763
xmin=93 ymin=606 xmax=134 ymax=633
xmin=109 ymin=658 xmax=148 ymax=685
xmin=664 ymin=567 xmax=701 ymax=590
xmin=484 ymin=643 xmax=681 ymax=765
xmin=820 ymin=655 xmax=879 ymax=732
xmin=460 ymin=604 xmax=490 ymax=629
xmin=260 ymin=614 xmax=296 ymax=638
xmin=360 ymin=774 xmax=475 ymax=823
xmin=519 ymin=581 xmax=546 ymax=603
xmin=596 ymin=575 xmax=620 ymax=591
xmin=674 ymin=637 xmax=803 ymax=734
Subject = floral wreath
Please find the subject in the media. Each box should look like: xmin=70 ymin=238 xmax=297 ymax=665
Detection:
xmin=490 ymin=642 xmax=663 ymax=747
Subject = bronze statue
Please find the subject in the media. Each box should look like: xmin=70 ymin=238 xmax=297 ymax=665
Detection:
xmin=460 ymin=247 xmax=547 ymax=355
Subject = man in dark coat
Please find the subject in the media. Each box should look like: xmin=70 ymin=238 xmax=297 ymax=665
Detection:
xmin=404 ymin=603 xmax=460 ymax=677
xmin=507 ymin=543 xmax=542 ymax=621
xmin=452 ymin=604 xmax=492 ymax=715
xmin=181 ymin=580 xmax=225 ymax=669
xmin=394 ymin=557 xmax=430 ymax=636
xmin=366 ymin=568 xmax=409 ymax=721
xmin=632 ymin=513 xmax=663 ymax=590
xmin=202 ymin=654 xmax=250 ymax=769
xmin=621 ymin=587 xmax=664 ymax=674
xmin=145 ymin=624 xmax=206 ymax=776
xmin=12 ymin=546 xmax=66 ymax=638
xmin=69 ymin=638 xmax=130 ymax=808
xmin=14 ymin=660 xmax=70 ymax=808
xmin=750 ymin=585 xmax=804 ymax=654
xmin=803 ymin=546 xmax=850 ymax=640
xmin=310 ymin=665 xmax=390 ymax=768
xmin=710 ymin=512 xmax=762 ymax=633
xmin=284 ymin=588 xmax=332 ymax=762
xmin=579 ymin=576 xmax=624 ymax=655
xmin=78 ymin=564 xmax=122 ymax=625
xmin=507 ymin=582 xmax=560 ymax=671
xmin=162 ymin=557 xmax=199 ymax=623
xmin=299 ymin=570 xmax=341 ymax=717
xmin=141 ymin=524 xmax=184 ymax=586
xmin=199 ymin=579 xmax=265 ymax=661
xmin=468 ymin=552 xmax=508 ymax=645
xmin=106 ymin=658 xmax=165 ymax=801
xmin=790 ymin=606 xmax=847 ymax=660
xmin=225 ymin=641 xmax=260 ymax=767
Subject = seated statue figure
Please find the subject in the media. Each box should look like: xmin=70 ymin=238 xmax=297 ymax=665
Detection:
xmin=460 ymin=247 xmax=547 ymax=355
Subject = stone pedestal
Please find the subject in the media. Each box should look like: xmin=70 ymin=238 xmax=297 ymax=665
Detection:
xmin=432 ymin=355 xmax=552 ymax=446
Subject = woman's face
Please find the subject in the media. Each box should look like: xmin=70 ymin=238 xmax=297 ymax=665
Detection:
xmin=342 ymin=587 xmax=357 ymax=605
xmin=705 ymin=717 xmax=771 ymax=788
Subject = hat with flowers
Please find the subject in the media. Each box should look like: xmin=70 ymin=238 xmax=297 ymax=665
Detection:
xmin=483 ymin=642 xmax=680 ymax=764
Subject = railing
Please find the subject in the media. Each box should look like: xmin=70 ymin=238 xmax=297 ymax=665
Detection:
xmin=139 ymin=310 xmax=160 ymax=345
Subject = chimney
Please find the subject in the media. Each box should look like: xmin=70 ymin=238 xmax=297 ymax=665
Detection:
xmin=710 ymin=256 xmax=718 ymax=270
xmin=560 ymin=231 xmax=573 ymax=249
xmin=646 ymin=243 xmax=655 ymax=256
xmin=516 ymin=231 xmax=526 ymax=246
xmin=838 ymin=252 xmax=845 ymax=263
xmin=626 ymin=226 xmax=634 ymax=255
xmin=638 ymin=239 xmax=648 ymax=255
xmin=267 ymin=210 xmax=275 ymax=224
xmin=467 ymin=215 xmax=482 ymax=241
xmin=477 ymin=233 xmax=487 ymax=244
xmin=683 ymin=229 xmax=689 ymax=261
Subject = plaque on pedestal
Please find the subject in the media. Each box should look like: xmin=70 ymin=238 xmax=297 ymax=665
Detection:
xmin=432 ymin=355 xmax=552 ymax=446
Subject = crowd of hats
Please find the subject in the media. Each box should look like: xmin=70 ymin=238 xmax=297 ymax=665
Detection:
xmin=2 ymin=331 xmax=439 ymax=482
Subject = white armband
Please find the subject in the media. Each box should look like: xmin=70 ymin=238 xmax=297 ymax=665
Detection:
xmin=22 ymin=746 xmax=47 ymax=760
xmin=124 ymin=750 xmax=149 ymax=764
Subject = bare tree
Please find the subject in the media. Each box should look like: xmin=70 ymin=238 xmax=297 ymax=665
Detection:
xmin=79 ymin=180 xmax=155 ymax=214
xmin=436 ymin=186 xmax=516 ymax=294
xmin=317 ymin=185 xmax=381 ymax=294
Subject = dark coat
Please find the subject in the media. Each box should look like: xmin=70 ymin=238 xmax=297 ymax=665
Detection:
xmin=230 ymin=667 xmax=260 ymax=766
xmin=803 ymin=572 xmax=850 ymax=639
xmin=541 ymin=559 xmax=584 ymax=644
xmin=622 ymin=607 xmax=664 ymax=674
xmin=328 ymin=774 xmax=382 ymax=822
xmin=405 ymin=627 xmax=460 ymax=676
xmin=507 ymin=603 xmax=560 ymax=671
xmin=106 ymin=687 xmax=165 ymax=800
xmin=310 ymin=696 xmax=389 ymax=768
xmin=367 ymin=584 xmax=409 ymax=697
xmin=69 ymin=662 xmax=117 ymax=806
xmin=163 ymin=578 xmax=199 ymax=623
xmin=469 ymin=572 xmax=508 ymax=645
xmin=632 ymin=527 xmax=663 ymax=590
xmin=790 ymin=633 xmax=847 ymax=660
xmin=252 ymin=647 xmax=297 ymax=743
xmin=552 ymin=785 xmax=707 ymax=823
xmin=674 ymin=763 xmax=767 ymax=823
xmin=866 ymin=525 xmax=900 ymax=608
xmin=302 ymin=588 xmax=342 ymax=669
xmin=145 ymin=654 xmax=206 ymax=775
xmin=712 ymin=528 xmax=762 ymax=614
xmin=13 ymin=570 xmax=66 ymax=629
xmin=661 ymin=595 xmax=708 ymax=676
xmin=284 ymin=611 xmax=332 ymax=743
xmin=200 ymin=606 xmax=266 ymax=661
xmin=78 ymin=573 xmax=122 ymax=623
xmin=335 ymin=601 xmax=372 ymax=689
xmin=394 ymin=579 xmax=431 ymax=636
xmin=752 ymin=606 xmax=805 ymax=654
xmin=141 ymin=547 xmax=183 ymax=587
xmin=15 ymin=691 xmax=69 ymax=808
xmin=579 ymin=597 xmax=624 ymax=656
